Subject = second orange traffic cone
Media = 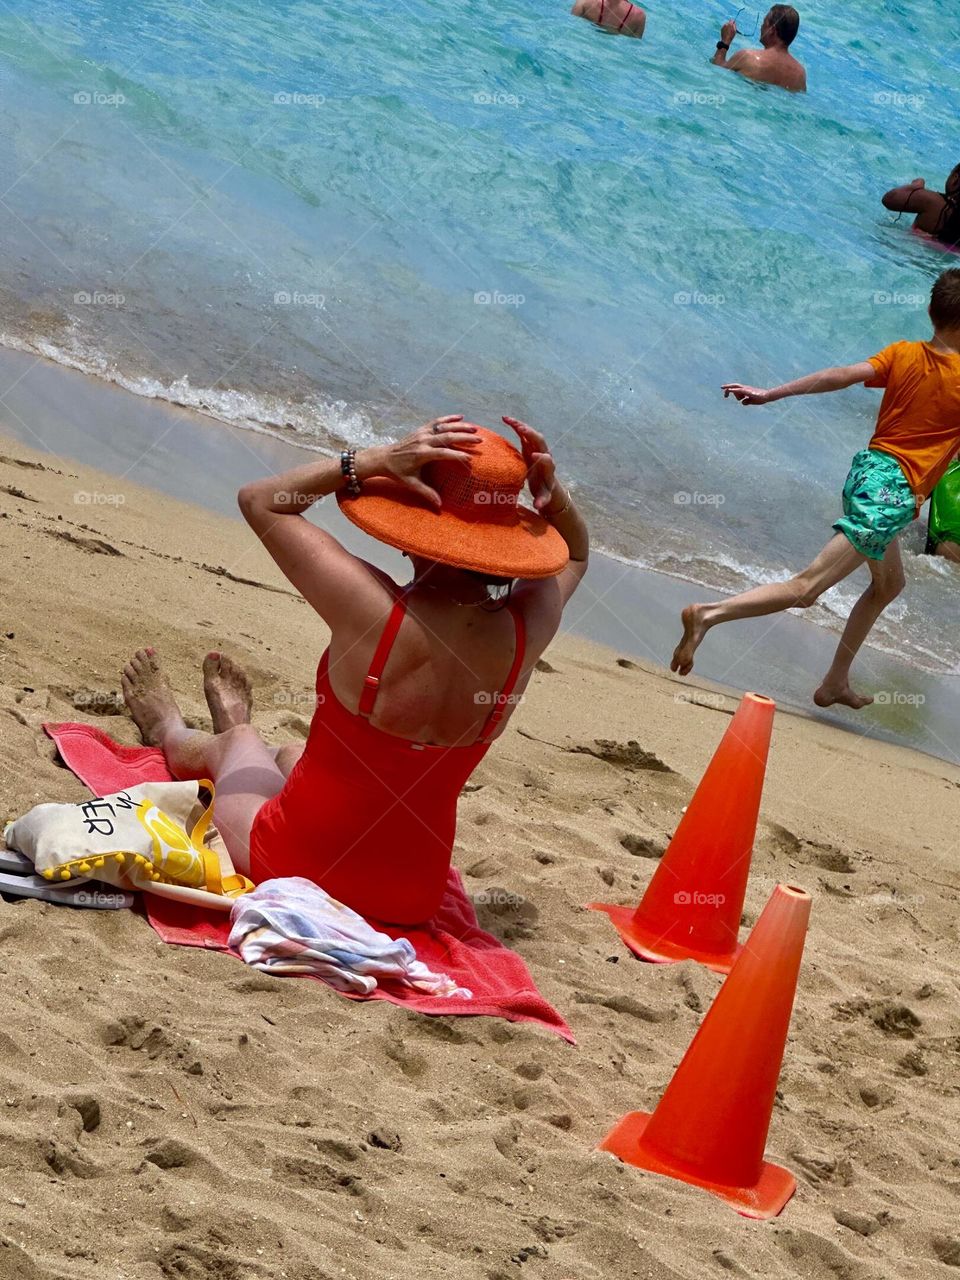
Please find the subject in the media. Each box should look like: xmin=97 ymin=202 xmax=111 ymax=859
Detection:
xmin=589 ymin=691 xmax=775 ymax=974
xmin=599 ymin=883 xmax=812 ymax=1219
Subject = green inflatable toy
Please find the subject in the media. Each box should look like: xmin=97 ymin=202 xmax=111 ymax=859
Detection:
xmin=926 ymin=458 xmax=960 ymax=553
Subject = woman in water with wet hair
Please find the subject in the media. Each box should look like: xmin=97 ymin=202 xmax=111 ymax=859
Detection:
xmin=571 ymin=0 xmax=646 ymax=38
xmin=883 ymin=164 xmax=960 ymax=250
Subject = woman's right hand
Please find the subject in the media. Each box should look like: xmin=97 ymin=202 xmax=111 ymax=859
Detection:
xmin=359 ymin=416 xmax=479 ymax=507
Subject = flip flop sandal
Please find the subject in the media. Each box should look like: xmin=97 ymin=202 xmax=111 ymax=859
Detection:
xmin=0 ymin=847 xmax=33 ymax=875
xmin=0 ymin=872 xmax=134 ymax=909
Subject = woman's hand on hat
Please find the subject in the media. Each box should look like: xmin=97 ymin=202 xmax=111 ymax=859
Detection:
xmin=361 ymin=416 xmax=478 ymax=508
xmin=502 ymin=416 xmax=558 ymax=513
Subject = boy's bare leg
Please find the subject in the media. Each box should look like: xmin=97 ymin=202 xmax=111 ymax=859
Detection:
xmin=671 ymin=533 xmax=865 ymax=675
xmin=935 ymin=538 xmax=960 ymax=564
xmin=814 ymin=540 xmax=906 ymax=709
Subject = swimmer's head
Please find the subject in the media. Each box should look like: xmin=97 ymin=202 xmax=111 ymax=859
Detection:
xmin=946 ymin=164 xmax=960 ymax=198
xmin=929 ymin=269 xmax=960 ymax=334
xmin=761 ymin=5 xmax=800 ymax=47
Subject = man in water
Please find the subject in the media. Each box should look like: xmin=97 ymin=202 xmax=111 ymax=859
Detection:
xmin=711 ymin=6 xmax=806 ymax=92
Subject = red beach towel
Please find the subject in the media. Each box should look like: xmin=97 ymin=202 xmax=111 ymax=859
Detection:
xmin=43 ymin=722 xmax=573 ymax=1041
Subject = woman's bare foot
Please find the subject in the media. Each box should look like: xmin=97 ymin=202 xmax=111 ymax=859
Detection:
xmin=813 ymin=680 xmax=874 ymax=710
xmin=121 ymin=648 xmax=185 ymax=745
xmin=671 ymin=604 xmax=712 ymax=676
xmin=203 ymin=651 xmax=253 ymax=733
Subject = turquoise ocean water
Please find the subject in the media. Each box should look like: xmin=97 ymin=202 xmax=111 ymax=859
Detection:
xmin=0 ymin=1 xmax=958 ymax=672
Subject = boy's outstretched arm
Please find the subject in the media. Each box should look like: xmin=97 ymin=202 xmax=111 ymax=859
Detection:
xmin=722 ymin=362 xmax=877 ymax=405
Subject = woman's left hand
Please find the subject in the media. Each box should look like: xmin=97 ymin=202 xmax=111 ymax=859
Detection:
xmin=503 ymin=416 xmax=559 ymax=512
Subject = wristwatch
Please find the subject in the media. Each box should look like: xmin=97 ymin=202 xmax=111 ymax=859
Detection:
xmin=716 ymin=40 xmax=730 ymax=49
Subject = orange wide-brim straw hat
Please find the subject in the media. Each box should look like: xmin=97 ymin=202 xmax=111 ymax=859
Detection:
xmin=337 ymin=425 xmax=569 ymax=579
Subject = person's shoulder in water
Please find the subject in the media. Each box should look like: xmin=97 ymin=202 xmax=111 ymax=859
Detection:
xmin=571 ymin=0 xmax=646 ymax=38
xmin=882 ymin=166 xmax=960 ymax=249
xmin=714 ymin=5 xmax=807 ymax=93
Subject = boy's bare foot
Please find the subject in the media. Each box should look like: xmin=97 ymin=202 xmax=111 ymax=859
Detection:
xmin=671 ymin=604 xmax=712 ymax=676
xmin=202 ymin=652 xmax=253 ymax=733
xmin=813 ymin=680 xmax=874 ymax=710
xmin=121 ymin=648 xmax=185 ymax=745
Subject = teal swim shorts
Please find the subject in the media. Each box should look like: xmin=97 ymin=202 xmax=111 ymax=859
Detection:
xmin=833 ymin=448 xmax=916 ymax=560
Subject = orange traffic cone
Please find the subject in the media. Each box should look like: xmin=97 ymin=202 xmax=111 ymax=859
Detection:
xmin=599 ymin=882 xmax=811 ymax=1219
xmin=589 ymin=691 xmax=775 ymax=974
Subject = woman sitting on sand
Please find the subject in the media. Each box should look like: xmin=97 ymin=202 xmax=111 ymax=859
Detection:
xmin=883 ymin=164 xmax=960 ymax=249
xmin=121 ymin=416 xmax=588 ymax=925
xmin=571 ymin=0 xmax=646 ymax=38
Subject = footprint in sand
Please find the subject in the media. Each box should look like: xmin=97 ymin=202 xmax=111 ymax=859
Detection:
xmin=858 ymin=1082 xmax=896 ymax=1109
xmin=790 ymin=1151 xmax=854 ymax=1186
xmin=383 ymin=1035 xmax=428 ymax=1080
xmin=47 ymin=529 xmax=122 ymax=556
xmin=143 ymin=1137 xmax=203 ymax=1170
xmin=932 ymin=1237 xmax=960 ymax=1267
xmin=832 ymin=998 xmax=921 ymax=1040
xmin=473 ymin=888 xmax=540 ymax=942
xmin=275 ymin=1155 xmax=366 ymax=1200
xmin=619 ymin=833 xmax=665 ymax=860
xmin=573 ymin=740 xmax=672 ymax=773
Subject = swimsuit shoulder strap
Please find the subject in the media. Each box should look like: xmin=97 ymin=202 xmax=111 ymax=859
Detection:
xmin=618 ymin=2 xmax=634 ymax=29
xmin=598 ymin=0 xmax=605 ymax=23
xmin=358 ymin=592 xmax=408 ymax=718
xmin=478 ymin=603 xmax=527 ymax=743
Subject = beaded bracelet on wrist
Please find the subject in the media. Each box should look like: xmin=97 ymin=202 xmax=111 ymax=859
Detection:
xmin=340 ymin=448 xmax=362 ymax=496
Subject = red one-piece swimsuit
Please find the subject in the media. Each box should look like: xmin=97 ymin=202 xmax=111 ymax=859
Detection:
xmin=250 ymin=593 xmax=526 ymax=925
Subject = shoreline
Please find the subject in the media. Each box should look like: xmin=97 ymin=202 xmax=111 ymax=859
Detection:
xmin=1 ymin=339 xmax=957 ymax=764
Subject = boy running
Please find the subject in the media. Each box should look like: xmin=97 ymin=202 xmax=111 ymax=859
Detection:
xmin=672 ymin=268 xmax=960 ymax=708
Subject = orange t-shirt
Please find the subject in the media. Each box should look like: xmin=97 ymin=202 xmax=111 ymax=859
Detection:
xmin=866 ymin=340 xmax=960 ymax=497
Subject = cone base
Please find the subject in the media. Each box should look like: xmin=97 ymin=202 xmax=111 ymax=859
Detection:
xmin=587 ymin=902 xmax=742 ymax=976
xmin=599 ymin=1110 xmax=796 ymax=1221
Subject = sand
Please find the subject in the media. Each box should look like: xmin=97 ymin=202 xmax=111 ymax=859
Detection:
xmin=2 ymin=431 xmax=960 ymax=1280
